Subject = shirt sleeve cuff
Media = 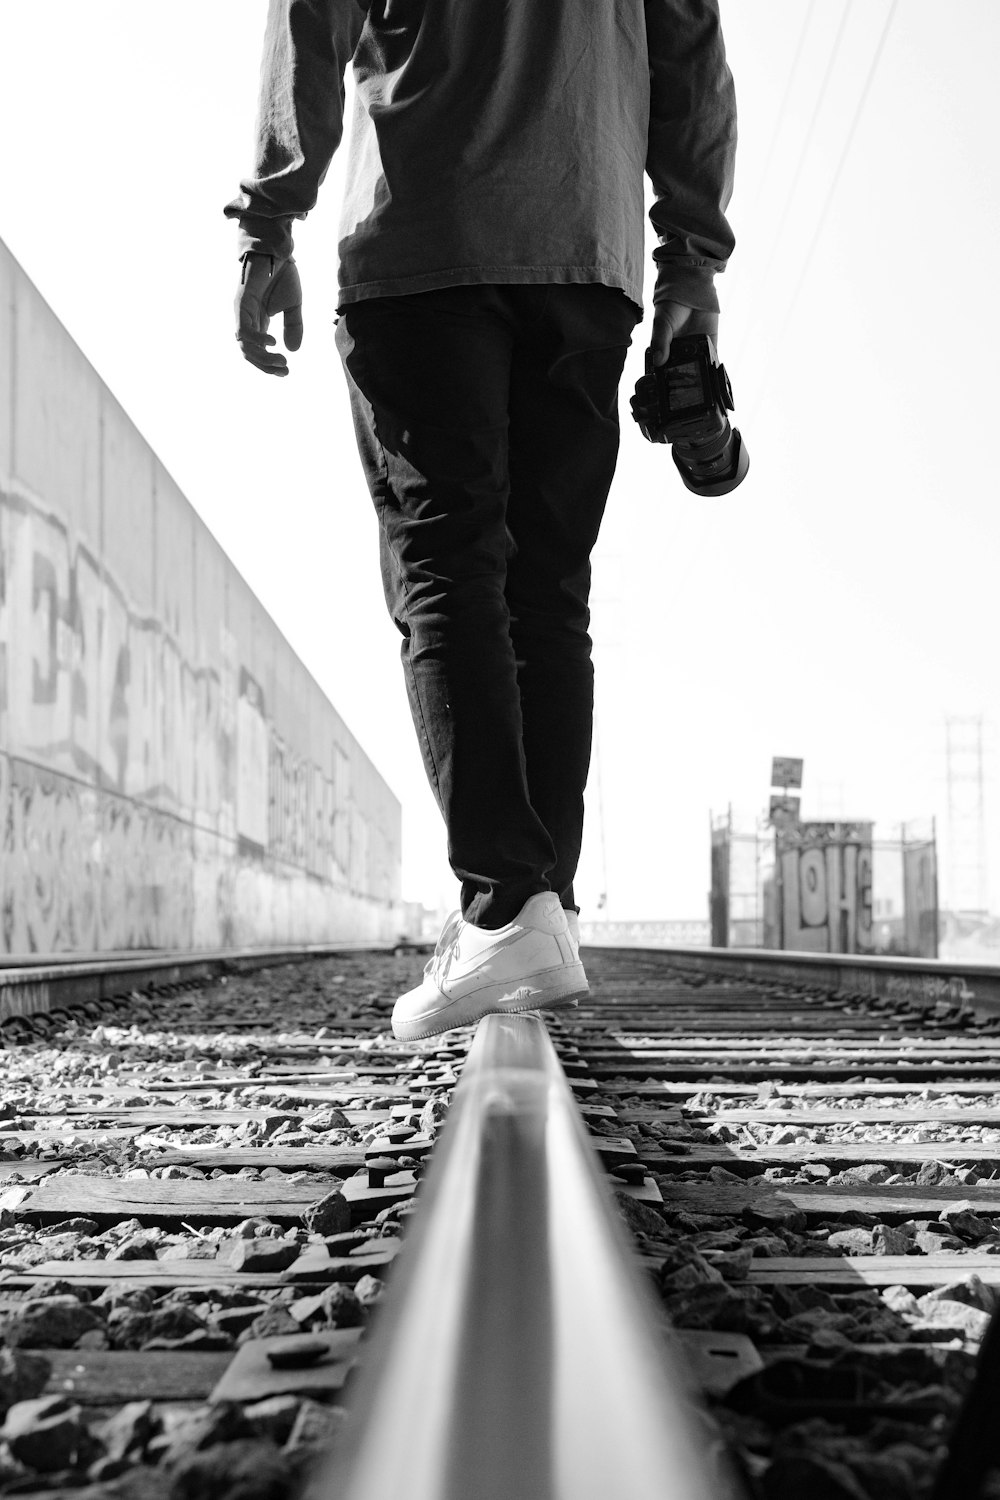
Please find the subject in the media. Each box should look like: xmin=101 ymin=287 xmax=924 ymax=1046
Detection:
xmin=223 ymin=202 xmax=295 ymax=262
xmin=652 ymin=267 xmax=721 ymax=315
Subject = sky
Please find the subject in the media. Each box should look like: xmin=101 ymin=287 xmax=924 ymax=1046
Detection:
xmin=0 ymin=0 xmax=997 ymax=921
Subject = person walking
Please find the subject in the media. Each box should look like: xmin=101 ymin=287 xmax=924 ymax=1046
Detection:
xmin=227 ymin=0 xmax=736 ymax=1041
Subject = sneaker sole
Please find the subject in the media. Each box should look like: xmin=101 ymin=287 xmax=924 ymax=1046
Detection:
xmin=392 ymin=965 xmax=589 ymax=1043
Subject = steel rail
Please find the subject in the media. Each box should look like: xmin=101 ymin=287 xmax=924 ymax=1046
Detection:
xmin=310 ymin=1011 xmax=747 ymax=1500
xmin=602 ymin=942 xmax=1000 ymax=1017
xmin=0 ymin=942 xmax=408 ymax=1026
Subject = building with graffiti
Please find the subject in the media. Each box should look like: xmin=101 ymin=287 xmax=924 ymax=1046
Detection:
xmin=0 ymin=238 xmax=402 ymax=955
xmin=710 ymin=809 xmax=938 ymax=959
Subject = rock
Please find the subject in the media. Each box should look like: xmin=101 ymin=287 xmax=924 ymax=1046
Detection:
xmin=835 ymin=1209 xmax=879 ymax=1228
xmin=107 ymin=1231 xmax=163 ymax=1261
xmin=763 ymin=1452 xmax=870 ymax=1499
xmin=238 ymin=1309 xmax=302 ymax=1344
xmin=302 ymin=1190 xmax=351 ymax=1237
xmin=94 ymin=1400 xmax=158 ymax=1463
xmin=145 ymin=1304 xmax=208 ymax=1342
xmin=743 ymin=1234 xmax=789 ymax=1258
xmin=872 ymin=1223 xmax=913 ymax=1255
xmin=353 ymin=1275 xmax=384 ymax=1306
xmin=909 ymin=1301 xmax=992 ymax=1340
xmin=261 ymin=1113 xmax=304 ymax=1138
xmin=154 ymin=1402 xmax=249 ymax=1466
xmin=918 ymin=1275 xmax=996 ymax=1315
xmin=663 ymin=1282 xmax=777 ymax=1338
xmin=703 ymin=1246 xmax=754 ymax=1282
xmin=614 ymin=1193 xmax=665 ymax=1237
xmin=3 ymin=1294 xmax=105 ymax=1348
xmin=708 ymin=1165 xmax=748 ymax=1185
xmin=660 ymin=1256 xmax=723 ymax=1293
xmin=849 ymin=1446 xmax=935 ymax=1500
xmin=940 ymin=1205 xmax=996 ymax=1243
xmin=105 ymin=1218 xmax=146 ymax=1241
xmin=95 ymin=1286 xmax=155 ymax=1313
xmin=169 ymin=1438 xmax=297 ymax=1498
xmin=231 ymin=1218 xmax=282 ymax=1241
xmin=0 ymin=1346 xmax=51 ymax=1420
xmin=284 ymin=1398 xmax=347 ymax=1451
xmin=826 ymin=1228 xmax=875 ymax=1255
xmin=827 ymin=1164 xmax=893 ymax=1187
xmin=806 ymin=1327 xmax=855 ymax=1354
xmin=37 ymin=1231 xmax=85 ymax=1259
xmin=159 ymin=1239 xmax=219 ymax=1262
xmin=228 ymin=1238 xmax=302 ymax=1274
xmin=916 ymin=1161 xmax=954 ymax=1186
xmin=83 ymin=1462 xmax=174 ymax=1497
xmin=915 ymin=1228 xmax=964 ymax=1254
xmin=742 ymin=1201 xmax=806 ymax=1233
xmin=882 ymin=1284 xmax=921 ymax=1315
xmin=106 ymin=1310 xmax=155 ymax=1350
xmin=419 ymin=1098 xmax=449 ymax=1135
xmin=243 ymin=1396 xmax=303 ymax=1445
xmin=77 ymin=1328 xmax=111 ymax=1351
xmin=304 ymin=1107 xmax=351 ymax=1130
xmin=213 ymin=1304 xmax=269 ymax=1338
xmin=291 ymin=1284 xmax=365 ymax=1330
xmin=2 ymin=1393 xmax=86 ymax=1472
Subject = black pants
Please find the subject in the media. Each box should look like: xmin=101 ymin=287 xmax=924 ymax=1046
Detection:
xmin=336 ymin=283 xmax=638 ymax=929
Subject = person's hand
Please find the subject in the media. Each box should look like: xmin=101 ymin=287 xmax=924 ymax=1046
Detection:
xmin=235 ymin=254 xmax=303 ymax=376
xmin=647 ymin=301 xmax=719 ymax=370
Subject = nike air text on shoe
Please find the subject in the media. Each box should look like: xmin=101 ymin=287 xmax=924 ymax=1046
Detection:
xmin=391 ymin=892 xmax=589 ymax=1042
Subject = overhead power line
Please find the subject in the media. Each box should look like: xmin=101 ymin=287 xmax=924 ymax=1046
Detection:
xmin=733 ymin=0 xmax=855 ymax=369
xmin=746 ymin=1 xmax=819 ymax=210
xmin=746 ymin=0 xmax=900 ymax=421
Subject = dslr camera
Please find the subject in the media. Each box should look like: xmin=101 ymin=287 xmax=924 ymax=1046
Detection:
xmin=630 ymin=334 xmax=749 ymax=495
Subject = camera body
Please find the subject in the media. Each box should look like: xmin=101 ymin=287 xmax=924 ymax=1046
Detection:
xmin=630 ymin=334 xmax=749 ymax=496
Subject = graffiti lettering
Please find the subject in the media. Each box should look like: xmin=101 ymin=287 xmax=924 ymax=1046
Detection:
xmin=778 ymin=822 xmax=874 ymax=955
xmin=885 ymin=973 xmax=974 ymax=1005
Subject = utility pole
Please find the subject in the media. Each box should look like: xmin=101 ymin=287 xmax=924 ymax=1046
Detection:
xmin=944 ymin=716 xmax=989 ymax=915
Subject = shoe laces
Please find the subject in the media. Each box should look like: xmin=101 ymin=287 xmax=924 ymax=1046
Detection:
xmin=424 ymin=911 xmax=463 ymax=979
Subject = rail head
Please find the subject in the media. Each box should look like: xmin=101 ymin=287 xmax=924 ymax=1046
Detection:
xmin=607 ymin=943 xmax=1000 ymax=1019
xmin=310 ymin=1011 xmax=746 ymax=1500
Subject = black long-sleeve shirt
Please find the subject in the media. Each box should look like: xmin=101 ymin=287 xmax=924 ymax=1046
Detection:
xmin=226 ymin=0 xmax=737 ymax=313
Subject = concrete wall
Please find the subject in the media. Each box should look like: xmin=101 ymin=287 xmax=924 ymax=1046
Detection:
xmin=0 ymin=238 xmax=402 ymax=955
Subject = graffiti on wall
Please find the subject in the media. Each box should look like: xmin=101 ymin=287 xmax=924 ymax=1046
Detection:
xmin=1 ymin=488 xmax=227 ymax=817
xmin=0 ymin=484 xmax=399 ymax=954
xmin=777 ymin=821 xmax=874 ymax=955
xmin=0 ymin=756 xmax=194 ymax=952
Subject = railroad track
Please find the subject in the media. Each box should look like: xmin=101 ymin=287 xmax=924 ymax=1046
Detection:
xmin=0 ymin=946 xmax=998 ymax=1497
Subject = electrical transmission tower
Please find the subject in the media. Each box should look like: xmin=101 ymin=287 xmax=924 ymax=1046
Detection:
xmin=944 ymin=715 xmax=989 ymax=915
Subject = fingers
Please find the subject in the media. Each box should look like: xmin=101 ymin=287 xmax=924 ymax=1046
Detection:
xmin=266 ymin=259 xmax=304 ymax=352
xmin=283 ymin=303 xmax=304 ymax=352
xmin=646 ymin=303 xmax=692 ymax=368
xmin=237 ymin=330 xmax=290 ymax=376
xmin=234 ymin=255 xmax=303 ymax=374
xmin=646 ymin=302 xmax=720 ymax=368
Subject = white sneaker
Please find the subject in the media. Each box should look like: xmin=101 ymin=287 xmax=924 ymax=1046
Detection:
xmin=566 ymin=910 xmax=581 ymax=952
xmin=391 ymin=893 xmax=589 ymax=1042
